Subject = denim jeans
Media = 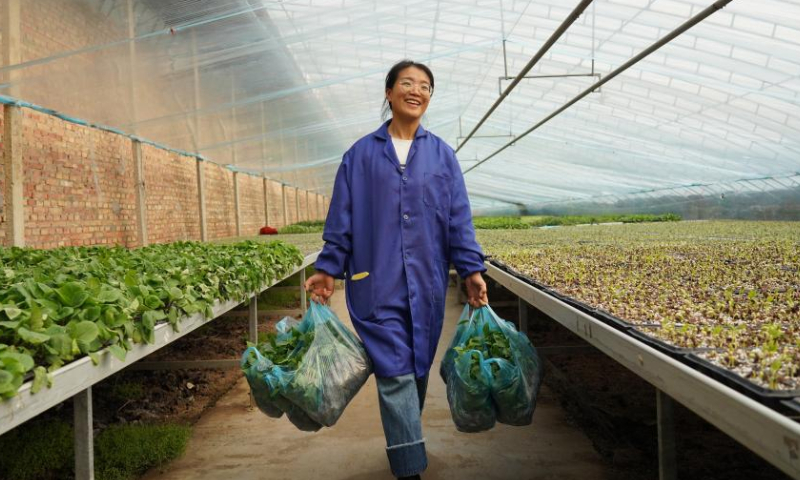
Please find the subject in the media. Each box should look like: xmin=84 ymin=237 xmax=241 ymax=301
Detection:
xmin=376 ymin=373 xmax=429 ymax=477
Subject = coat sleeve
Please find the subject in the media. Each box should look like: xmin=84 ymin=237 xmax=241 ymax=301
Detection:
xmin=448 ymin=150 xmax=487 ymax=278
xmin=315 ymin=153 xmax=352 ymax=279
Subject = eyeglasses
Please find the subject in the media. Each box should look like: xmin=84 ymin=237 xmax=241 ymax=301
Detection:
xmin=397 ymin=80 xmax=433 ymax=95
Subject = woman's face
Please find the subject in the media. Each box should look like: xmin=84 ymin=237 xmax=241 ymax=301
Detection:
xmin=386 ymin=66 xmax=432 ymax=122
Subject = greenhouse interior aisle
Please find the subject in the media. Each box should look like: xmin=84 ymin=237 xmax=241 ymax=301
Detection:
xmin=141 ymin=284 xmax=610 ymax=480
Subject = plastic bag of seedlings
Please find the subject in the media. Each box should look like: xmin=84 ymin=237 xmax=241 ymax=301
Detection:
xmin=264 ymin=302 xmax=372 ymax=427
xmin=440 ymin=305 xmax=496 ymax=432
xmin=473 ymin=306 xmax=543 ymax=426
xmin=241 ymin=346 xmax=284 ymax=418
xmin=241 ymin=345 xmax=323 ymax=432
xmin=241 ymin=316 xmax=305 ymax=419
xmin=440 ymin=304 xmax=543 ymax=432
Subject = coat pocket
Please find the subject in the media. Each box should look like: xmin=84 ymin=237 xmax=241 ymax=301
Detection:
xmin=423 ymin=173 xmax=452 ymax=210
xmin=345 ymin=272 xmax=375 ymax=320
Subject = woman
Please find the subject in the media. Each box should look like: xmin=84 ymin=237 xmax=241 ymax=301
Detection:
xmin=304 ymin=60 xmax=488 ymax=480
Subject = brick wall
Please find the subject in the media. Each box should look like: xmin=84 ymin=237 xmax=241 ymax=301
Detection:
xmin=22 ymin=109 xmax=137 ymax=248
xmin=285 ymin=186 xmax=299 ymax=226
xmin=266 ymin=180 xmax=286 ymax=228
xmin=143 ymin=144 xmax=201 ymax=245
xmin=238 ymin=173 xmax=265 ymax=236
xmin=10 ymin=1 xmax=144 ymax=126
xmin=0 ymin=2 xmax=323 ymax=248
xmin=307 ymin=193 xmax=317 ymax=221
xmin=296 ymin=188 xmax=305 ymax=224
xmin=19 ymin=0 xmax=124 ymax=63
xmin=204 ymin=162 xmax=236 ymax=240
xmin=1 ymin=104 xmax=320 ymax=248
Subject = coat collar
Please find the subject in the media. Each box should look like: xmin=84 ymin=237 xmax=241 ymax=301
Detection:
xmin=372 ymin=119 xmax=428 ymax=141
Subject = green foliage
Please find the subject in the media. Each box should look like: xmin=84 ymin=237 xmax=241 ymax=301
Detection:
xmin=95 ymin=424 xmax=191 ymax=480
xmin=472 ymin=217 xmax=529 ymax=230
xmin=109 ymin=381 xmax=145 ymax=401
xmin=479 ymin=220 xmax=800 ymax=391
xmin=454 ymin=324 xmax=513 ymax=379
xmin=526 ymin=213 xmax=682 ymax=227
xmin=472 ymin=213 xmax=681 ymax=229
xmin=0 ymin=419 xmax=190 ymax=480
xmin=257 ymin=289 xmax=300 ymax=310
xmin=279 ymin=221 xmax=325 ymax=234
xmin=293 ymin=221 xmax=325 ymax=228
xmin=249 ymin=327 xmax=316 ymax=371
xmin=0 ymin=240 xmax=303 ymax=398
xmin=274 ymin=265 xmax=316 ymax=287
xmin=0 ymin=418 xmax=73 ymax=480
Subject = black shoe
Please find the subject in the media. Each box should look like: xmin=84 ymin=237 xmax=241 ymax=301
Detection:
xmin=398 ymin=476 xmax=421 ymax=480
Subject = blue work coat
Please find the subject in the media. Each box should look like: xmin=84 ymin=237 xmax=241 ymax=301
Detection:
xmin=315 ymin=120 xmax=486 ymax=379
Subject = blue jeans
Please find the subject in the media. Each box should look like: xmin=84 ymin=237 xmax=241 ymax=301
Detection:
xmin=376 ymin=373 xmax=429 ymax=477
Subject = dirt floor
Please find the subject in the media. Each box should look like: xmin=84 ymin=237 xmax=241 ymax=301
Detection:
xmin=91 ymin=310 xmax=284 ymax=429
xmin=140 ymin=284 xmax=613 ymax=480
xmin=127 ymin=276 xmax=793 ymax=480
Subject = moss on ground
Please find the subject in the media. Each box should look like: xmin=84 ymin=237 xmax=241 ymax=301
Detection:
xmin=0 ymin=419 xmax=190 ymax=480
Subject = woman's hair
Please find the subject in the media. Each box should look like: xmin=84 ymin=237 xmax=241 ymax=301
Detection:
xmin=382 ymin=59 xmax=434 ymax=120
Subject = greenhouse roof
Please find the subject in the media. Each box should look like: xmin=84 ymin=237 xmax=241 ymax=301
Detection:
xmin=2 ymin=0 xmax=799 ymax=211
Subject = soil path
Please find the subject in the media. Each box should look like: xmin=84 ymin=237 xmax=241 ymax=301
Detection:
xmin=142 ymin=285 xmax=610 ymax=480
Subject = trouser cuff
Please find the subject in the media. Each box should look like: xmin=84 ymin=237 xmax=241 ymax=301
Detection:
xmin=386 ymin=440 xmax=427 ymax=477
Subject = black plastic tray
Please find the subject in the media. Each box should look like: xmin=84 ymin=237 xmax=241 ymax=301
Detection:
xmin=488 ymin=259 xmax=799 ymax=414
xmin=627 ymin=327 xmax=693 ymax=361
xmin=779 ymin=399 xmax=800 ymax=417
xmin=490 ymin=260 xmax=634 ymax=333
xmin=685 ymin=352 xmax=800 ymax=411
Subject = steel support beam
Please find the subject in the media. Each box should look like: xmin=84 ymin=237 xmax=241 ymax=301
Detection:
xmin=263 ymin=178 xmax=270 ymax=226
xmin=457 ymin=0 xmax=594 ymax=152
xmin=197 ymin=159 xmax=208 ymax=241
xmin=133 ymin=140 xmax=148 ymax=246
xmin=233 ymin=172 xmax=241 ymax=237
xmin=2 ymin=104 xmax=24 ymax=246
xmin=282 ymin=184 xmax=289 ymax=227
xmin=464 ymin=0 xmax=735 ymax=174
xmin=1 ymin=0 xmax=22 ymax=246
xmin=295 ymin=187 xmax=300 ymax=224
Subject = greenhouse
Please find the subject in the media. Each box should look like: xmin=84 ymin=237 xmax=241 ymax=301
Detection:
xmin=0 ymin=0 xmax=798 ymax=479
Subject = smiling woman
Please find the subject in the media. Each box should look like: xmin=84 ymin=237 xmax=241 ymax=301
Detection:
xmin=381 ymin=60 xmax=435 ymax=123
xmin=303 ymin=59 xmax=488 ymax=480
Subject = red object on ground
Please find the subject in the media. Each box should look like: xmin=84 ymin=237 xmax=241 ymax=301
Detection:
xmin=259 ymin=226 xmax=279 ymax=235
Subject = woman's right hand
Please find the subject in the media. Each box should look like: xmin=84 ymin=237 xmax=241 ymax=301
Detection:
xmin=304 ymin=271 xmax=335 ymax=304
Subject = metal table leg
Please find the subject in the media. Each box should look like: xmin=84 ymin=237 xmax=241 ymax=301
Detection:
xmin=300 ymin=269 xmax=307 ymax=313
xmin=518 ymin=297 xmax=529 ymax=334
xmin=657 ymin=388 xmax=677 ymax=480
xmin=248 ymin=295 xmax=257 ymax=409
xmin=74 ymin=387 xmax=94 ymax=480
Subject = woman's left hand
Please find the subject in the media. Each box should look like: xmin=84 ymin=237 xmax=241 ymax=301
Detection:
xmin=465 ymin=272 xmax=488 ymax=308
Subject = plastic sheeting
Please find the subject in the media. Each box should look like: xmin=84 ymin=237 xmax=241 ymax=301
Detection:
xmin=1 ymin=0 xmax=798 ymax=210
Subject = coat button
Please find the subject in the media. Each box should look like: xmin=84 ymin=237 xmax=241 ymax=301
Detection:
xmin=402 ymin=176 xmax=408 ymax=181
xmin=403 ymin=214 xmax=409 ymax=220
